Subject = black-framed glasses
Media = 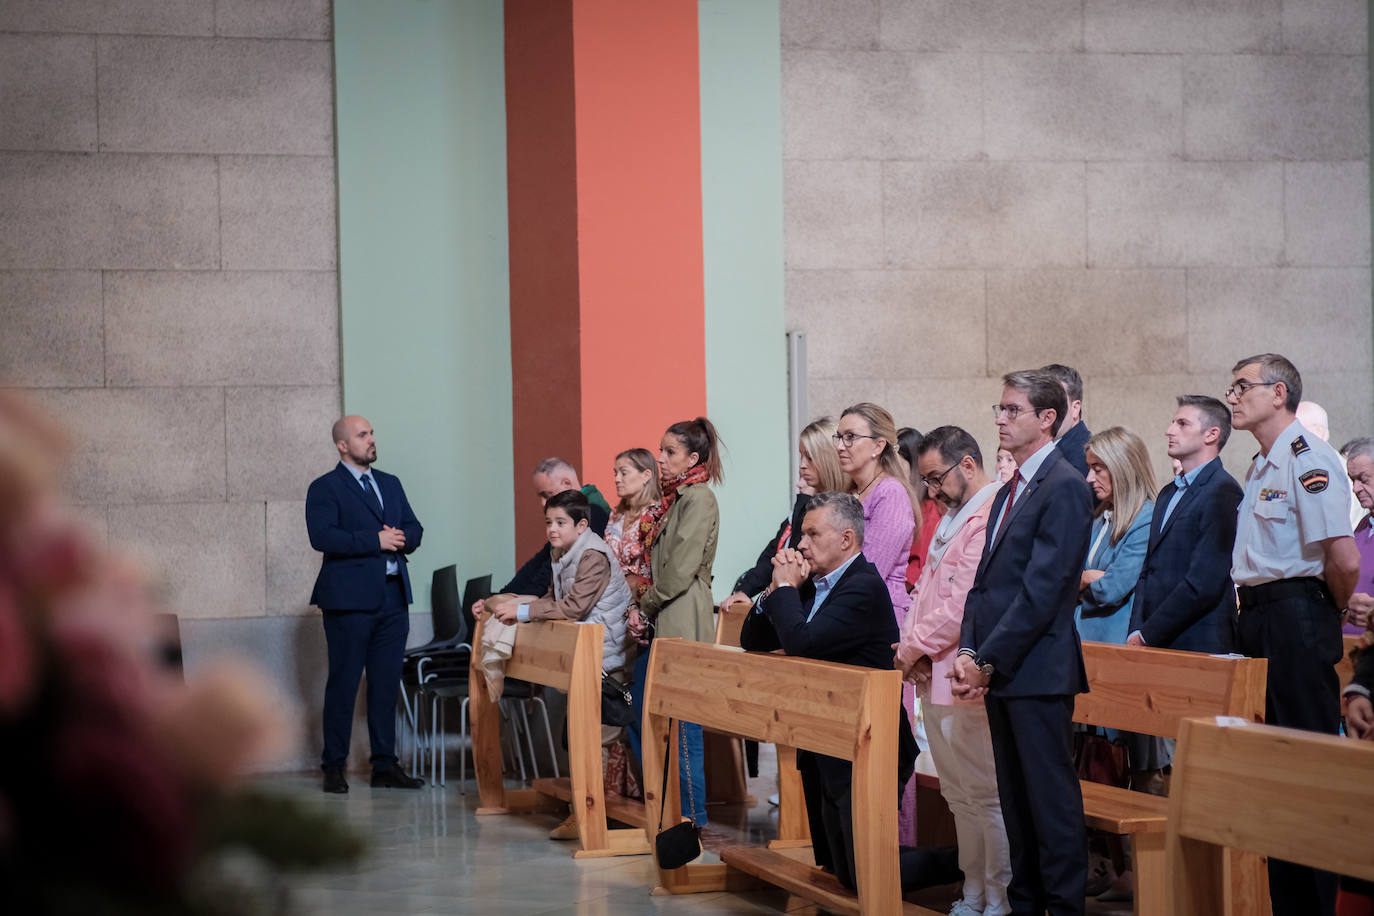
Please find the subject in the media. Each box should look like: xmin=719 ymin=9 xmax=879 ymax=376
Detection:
xmin=832 ymin=432 xmax=878 ymax=447
xmin=1224 ymin=380 xmax=1278 ymax=400
xmin=920 ymin=460 xmax=966 ymax=491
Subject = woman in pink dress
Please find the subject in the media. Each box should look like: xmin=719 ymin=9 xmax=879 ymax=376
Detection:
xmin=834 ymin=402 xmax=921 ymax=844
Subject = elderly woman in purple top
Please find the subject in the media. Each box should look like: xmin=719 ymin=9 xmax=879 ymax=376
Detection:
xmin=1344 ymin=438 xmax=1374 ymax=635
xmin=833 ymin=401 xmax=922 ymax=844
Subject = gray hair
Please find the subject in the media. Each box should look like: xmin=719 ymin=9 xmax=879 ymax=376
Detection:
xmin=806 ymin=491 xmax=865 ymax=546
xmin=1231 ymin=353 xmax=1302 ymax=412
xmin=1343 ymin=437 xmax=1374 ymax=464
xmin=532 ymin=457 xmax=577 ymax=479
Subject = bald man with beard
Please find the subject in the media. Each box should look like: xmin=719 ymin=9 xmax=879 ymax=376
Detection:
xmin=307 ymin=415 xmax=425 ymax=793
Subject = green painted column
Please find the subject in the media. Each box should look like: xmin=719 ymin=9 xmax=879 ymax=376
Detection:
xmin=334 ymin=0 xmax=514 ymax=615
xmin=699 ymin=0 xmax=790 ymax=598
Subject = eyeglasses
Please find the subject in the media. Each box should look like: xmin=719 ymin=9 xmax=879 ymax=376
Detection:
xmin=919 ymin=461 xmax=966 ymax=491
xmin=1224 ymin=379 xmax=1278 ymax=401
xmin=832 ymin=432 xmax=878 ymax=448
xmin=992 ymin=404 xmax=1039 ymax=421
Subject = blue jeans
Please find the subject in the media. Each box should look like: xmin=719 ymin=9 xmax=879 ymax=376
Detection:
xmin=626 ymin=642 xmax=708 ymax=825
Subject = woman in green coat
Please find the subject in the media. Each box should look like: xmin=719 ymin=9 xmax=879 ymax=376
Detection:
xmin=627 ymin=416 xmax=723 ymax=825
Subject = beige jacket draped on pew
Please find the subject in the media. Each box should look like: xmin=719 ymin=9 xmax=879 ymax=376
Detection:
xmin=640 ymin=482 xmax=718 ymax=642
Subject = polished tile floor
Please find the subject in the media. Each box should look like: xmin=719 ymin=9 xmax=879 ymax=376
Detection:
xmin=266 ymin=755 xmax=1132 ymax=916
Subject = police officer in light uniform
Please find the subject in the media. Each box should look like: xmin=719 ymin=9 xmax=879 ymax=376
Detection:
xmin=1227 ymin=353 xmax=1360 ymax=916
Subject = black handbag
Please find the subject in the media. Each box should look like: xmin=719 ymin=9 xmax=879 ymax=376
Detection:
xmin=601 ymin=673 xmax=635 ymax=727
xmin=653 ymin=718 xmax=701 ymax=869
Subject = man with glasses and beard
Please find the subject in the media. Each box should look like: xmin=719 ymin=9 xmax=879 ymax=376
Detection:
xmin=897 ymin=426 xmax=1010 ymax=916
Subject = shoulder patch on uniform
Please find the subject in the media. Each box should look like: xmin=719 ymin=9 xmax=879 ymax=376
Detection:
xmin=1299 ymin=469 xmax=1329 ymax=493
xmin=1291 ymin=435 xmax=1310 ymax=456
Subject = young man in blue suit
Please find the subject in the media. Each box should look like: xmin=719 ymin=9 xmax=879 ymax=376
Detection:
xmin=1127 ymin=396 xmax=1243 ymax=654
xmin=1041 ymin=363 xmax=1090 ymax=479
xmin=306 ymin=415 xmax=424 ymax=793
xmin=953 ymin=370 xmax=1094 ymax=916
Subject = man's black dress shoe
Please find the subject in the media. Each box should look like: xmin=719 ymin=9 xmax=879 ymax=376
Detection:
xmin=322 ymin=767 xmax=348 ymax=794
xmin=371 ymin=765 xmax=424 ymax=789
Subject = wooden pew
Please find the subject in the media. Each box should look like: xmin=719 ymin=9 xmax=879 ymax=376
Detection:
xmin=1167 ymin=717 xmax=1374 ymax=915
xmin=702 ymin=601 xmax=752 ymax=806
xmin=715 ymin=599 xmax=812 ymax=849
xmin=1075 ymin=641 xmax=1268 ymax=916
xmin=468 ymin=618 xmax=650 ymax=858
xmin=642 ymin=638 xmax=935 ymax=916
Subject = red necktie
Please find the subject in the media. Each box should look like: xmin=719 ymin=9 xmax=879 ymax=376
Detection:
xmin=997 ymin=470 xmax=1022 ymax=539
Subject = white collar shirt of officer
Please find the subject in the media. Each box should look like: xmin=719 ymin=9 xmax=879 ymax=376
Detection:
xmin=1233 ymin=418 xmax=1354 ymax=586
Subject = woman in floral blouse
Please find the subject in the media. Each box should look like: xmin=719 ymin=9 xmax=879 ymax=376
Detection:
xmin=601 ymin=447 xmax=660 ymax=798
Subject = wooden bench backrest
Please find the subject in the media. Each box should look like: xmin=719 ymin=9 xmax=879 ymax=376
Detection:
xmin=643 ymin=638 xmax=899 ymax=761
xmin=1075 ymin=641 xmax=1267 ymax=737
xmin=1167 ymin=717 xmax=1374 ymax=913
xmin=642 ymin=638 xmax=906 ymax=914
xmin=497 ymin=618 xmax=602 ymax=692
xmin=713 ymin=601 xmax=749 ymax=648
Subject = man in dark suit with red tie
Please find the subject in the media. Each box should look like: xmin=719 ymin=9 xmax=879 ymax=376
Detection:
xmin=953 ymin=370 xmax=1094 ymax=916
xmin=306 ymin=415 xmax=425 ymax=793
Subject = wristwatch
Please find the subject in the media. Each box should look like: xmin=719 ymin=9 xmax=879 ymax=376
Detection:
xmin=957 ymin=648 xmax=995 ymax=680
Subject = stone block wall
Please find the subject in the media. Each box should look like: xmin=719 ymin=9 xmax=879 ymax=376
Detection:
xmin=782 ymin=0 xmax=1372 ymax=477
xmin=0 ymin=0 xmax=341 ymax=769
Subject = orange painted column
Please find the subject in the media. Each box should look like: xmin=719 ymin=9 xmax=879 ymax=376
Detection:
xmin=505 ymin=0 xmax=707 ymax=558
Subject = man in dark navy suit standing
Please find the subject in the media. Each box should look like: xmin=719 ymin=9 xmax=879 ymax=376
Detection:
xmin=1041 ymin=363 xmax=1091 ymax=478
xmin=1128 ymin=395 xmax=1243 ymax=655
xmin=307 ymin=415 xmax=425 ymax=794
xmin=954 ymin=370 xmax=1094 ymax=916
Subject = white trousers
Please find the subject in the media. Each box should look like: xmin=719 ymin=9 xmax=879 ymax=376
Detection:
xmin=924 ymin=702 xmax=1013 ymax=916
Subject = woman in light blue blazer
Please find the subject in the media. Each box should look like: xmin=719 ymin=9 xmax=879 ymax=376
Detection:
xmin=1075 ymin=426 xmax=1157 ymax=645
xmin=1074 ymin=426 xmax=1159 ymax=900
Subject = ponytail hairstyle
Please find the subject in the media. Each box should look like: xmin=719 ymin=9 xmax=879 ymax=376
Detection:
xmin=664 ymin=416 xmax=725 ymax=485
xmin=839 ymin=402 xmax=922 ymax=522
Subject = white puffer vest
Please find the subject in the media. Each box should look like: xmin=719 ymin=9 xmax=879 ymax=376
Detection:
xmin=551 ymin=529 xmax=631 ymax=673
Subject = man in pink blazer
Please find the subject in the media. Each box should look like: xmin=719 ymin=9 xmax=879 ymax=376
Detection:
xmin=897 ymin=426 xmax=1010 ymax=916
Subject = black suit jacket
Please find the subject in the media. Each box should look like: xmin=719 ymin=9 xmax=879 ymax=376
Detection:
xmin=1055 ymin=422 xmax=1092 ymax=477
xmin=740 ymin=554 xmax=896 ymax=669
xmin=961 ymin=447 xmax=1093 ymax=696
xmin=740 ymin=554 xmax=915 ymax=789
xmin=306 ymin=463 xmax=423 ymax=610
xmin=1129 ymin=457 xmax=1242 ymax=653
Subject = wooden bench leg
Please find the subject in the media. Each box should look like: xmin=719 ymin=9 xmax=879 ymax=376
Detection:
xmin=768 ymin=744 xmax=814 ymax=854
xmin=1133 ymin=832 xmax=1167 ymax=916
xmin=1224 ymin=849 xmax=1272 ymax=916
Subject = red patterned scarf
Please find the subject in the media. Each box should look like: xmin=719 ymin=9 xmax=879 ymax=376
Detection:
xmin=638 ymin=464 xmax=711 ymax=566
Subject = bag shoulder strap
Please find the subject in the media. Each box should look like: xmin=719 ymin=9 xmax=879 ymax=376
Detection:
xmin=654 ymin=718 xmax=698 ymax=830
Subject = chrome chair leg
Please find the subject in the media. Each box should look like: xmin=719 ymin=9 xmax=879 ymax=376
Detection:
xmin=516 ymin=701 xmax=540 ymax=780
xmin=459 ymin=696 xmax=469 ymax=794
xmin=530 ymin=695 xmax=559 ymax=780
